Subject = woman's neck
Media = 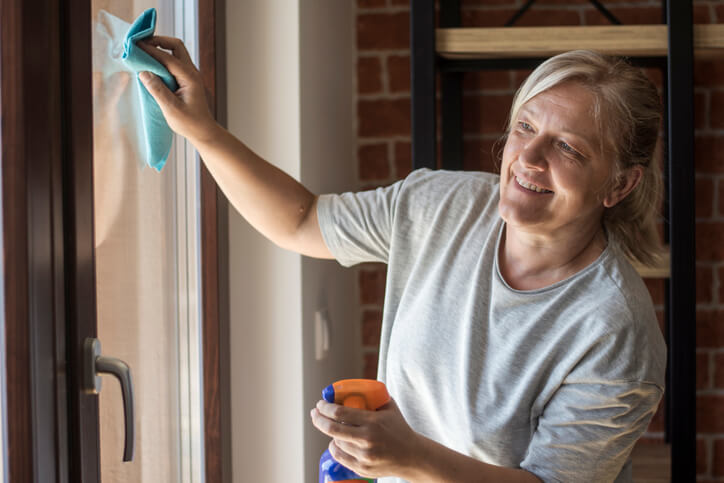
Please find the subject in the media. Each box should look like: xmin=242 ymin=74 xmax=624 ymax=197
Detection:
xmin=498 ymin=221 xmax=608 ymax=291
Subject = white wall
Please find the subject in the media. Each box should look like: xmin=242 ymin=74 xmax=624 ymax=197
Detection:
xmin=299 ymin=3 xmax=358 ymax=482
xmin=226 ymin=2 xmax=358 ymax=482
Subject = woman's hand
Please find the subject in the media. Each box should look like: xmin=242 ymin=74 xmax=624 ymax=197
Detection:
xmin=137 ymin=36 xmax=218 ymax=144
xmin=310 ymin=398 xmax=421 ymax=479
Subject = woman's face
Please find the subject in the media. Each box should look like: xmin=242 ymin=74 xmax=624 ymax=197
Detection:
xmin=499 ymin=82 xmax=614 ymax=237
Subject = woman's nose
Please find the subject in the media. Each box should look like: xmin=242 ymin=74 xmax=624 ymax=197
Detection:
xmin=519 ymin=136 xmax=548 ymax=171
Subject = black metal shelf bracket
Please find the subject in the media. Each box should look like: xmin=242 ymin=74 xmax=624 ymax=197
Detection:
xmin=504 ymin=0 xmax=622 ymax=26
xmin=410 ymin=0 xmax=436 ymax=170
xmin=666 ymin=0 xmax=696 ymax=480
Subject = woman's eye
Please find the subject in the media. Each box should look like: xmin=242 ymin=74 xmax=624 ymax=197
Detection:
xmin=518 ymin=121 xmax=533 ymax=131
xmin=558 ymin=141 xmax=580 ymax=157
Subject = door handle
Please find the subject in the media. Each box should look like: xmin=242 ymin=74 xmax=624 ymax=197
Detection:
xmin=83 ymin=337 xmax=135 ymax=462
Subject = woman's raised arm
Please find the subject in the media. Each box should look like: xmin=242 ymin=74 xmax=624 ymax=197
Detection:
xmin=137 ymin=36 xmax=333 ymax=259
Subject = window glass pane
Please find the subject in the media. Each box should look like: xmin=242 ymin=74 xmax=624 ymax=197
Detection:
xmin=91 ymin=1 xmax=203 ymax=481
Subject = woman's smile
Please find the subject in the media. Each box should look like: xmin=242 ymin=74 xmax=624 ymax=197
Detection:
xmin=514 ymin=175 xmax=553 ymax=194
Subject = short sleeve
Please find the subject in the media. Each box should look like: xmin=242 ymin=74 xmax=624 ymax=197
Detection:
xmin=317 ymin=180 xmax=404 ymax=267
xmin=520 ymin=379 xmax=662 ymax=482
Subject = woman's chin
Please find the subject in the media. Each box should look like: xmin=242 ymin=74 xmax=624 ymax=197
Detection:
xmin=498 ymin=201 xmax=548 ymax=228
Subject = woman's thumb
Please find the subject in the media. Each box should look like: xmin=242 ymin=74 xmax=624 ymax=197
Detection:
xmin=139 ymin=71 xmax=180 ymax=112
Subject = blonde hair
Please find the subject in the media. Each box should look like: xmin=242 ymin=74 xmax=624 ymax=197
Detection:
xmin=505 ymin=50 xmax=664 ymax=267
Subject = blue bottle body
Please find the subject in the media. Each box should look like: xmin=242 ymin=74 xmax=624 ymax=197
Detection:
xmin=319 ymin=449 xmax=374 ymax=483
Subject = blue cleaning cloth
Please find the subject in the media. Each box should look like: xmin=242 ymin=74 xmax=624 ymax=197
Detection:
xmin=122 ymin=8 xmax=178 ymax=172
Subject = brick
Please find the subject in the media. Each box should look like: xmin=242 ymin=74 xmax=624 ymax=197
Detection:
xmin=698 ymin=352 xmax=710 ymax=390
xmin=358 ymin=0 xmax=386 ymax=8
xmin=358 ymin=57 xmax=383 ymax=94
xmin=696 ymin=136 xmax=724 ymax=173
xmin=694 ymin=61 xmax=724 ymax=88
xmin=518 ymin=7 xmax=581 ymax=26
xmin=644 ymin=278 xmax=665 ymax=306
xmin=715 ymin=439 xmax=724 ymax=476
xmin=585 ymin=7 xmax=661 ymax=26
xmin=697 ymin=394 xmax=724 ymax=433
xmin=394 ymin=141 xmax=412 ymax=179
xmin=710 ymin=92 xmax=724 ymax=130
xmin=359 ymin=265 xmax=387 ymax=305
xmin=461 ymin=0 xmax=526 ymax=5
xmin=529 ymin=0 xmax=590 ymax=4
xmin=694 ymin=4 xmax=713 ymax=24
xmin=655 ymin=309 xmax=664 ymax=335
xmin=462 ymin=70 xmax=512 ymax=91
xmin=513 ymin=69 xmax=534 ymax=90
xmin=636 ymin=437 xmax=665 ymax=445
xmin=643 ymin=67 xmax=664 ymax=92
xmin=716 ymin=353 xmax=724 ymax=389
xmin=697 ymin=265 xmax=714 ymax=304
xmin=462 ymin=94 xmax=514 ymax=135
xmin=647 ymin=398 xmax=665 ymax=432
xmin=358 ymin=98 xmax=411 ymax=137
xmin=387 ymin=55 xmax=410 ymax=93
xmin=697 ymin=310 xmax=724 ymax=349
xmin=362 ymin=310 xmax=383 ymax=347
xmin=357 ymin=13 xmax=409 ymax=50
xmin=363 ymin=352 xmax=379 ymax=380
xmin=359 ymin=143 xmax=390 ymax=181
xmin=462 ymin=9 xmax=519 ymax=28
xmin=463 ymin=139 xmax=502 ymax=173
xmin=698 ymin=438 xmax=709 ymax=476
xmin=695 ymin=91 xmax=707 ymax=130
xmin=696 ymin=222 xmax=724 ymax=262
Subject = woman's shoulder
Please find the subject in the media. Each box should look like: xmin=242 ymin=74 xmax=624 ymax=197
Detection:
xmin=573 ymin=246 xmax=667 ymax=386
xmin=403 ymin=168 xmax=500 ymax=188
xmin=397 ymin=168 xmax=501 ymax=209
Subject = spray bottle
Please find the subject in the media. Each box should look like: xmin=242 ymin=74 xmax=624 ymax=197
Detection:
xmin=318 ymin=379 xmax=390 ymax=483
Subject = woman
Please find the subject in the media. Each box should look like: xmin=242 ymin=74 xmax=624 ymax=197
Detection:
xmin=139 ymin=40 xmax=665 ymax=482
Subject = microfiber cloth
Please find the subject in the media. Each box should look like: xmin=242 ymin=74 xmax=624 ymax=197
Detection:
xmin=122 ymin=8 xmax=178 ymax=172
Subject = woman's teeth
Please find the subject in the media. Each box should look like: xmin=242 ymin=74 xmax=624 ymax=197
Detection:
xmin=515 ymin=176 xmax=552 ymax=193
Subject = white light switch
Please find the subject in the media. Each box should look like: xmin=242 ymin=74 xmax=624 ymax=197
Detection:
xmin=315 ymin=309 xmax=331 ymax=361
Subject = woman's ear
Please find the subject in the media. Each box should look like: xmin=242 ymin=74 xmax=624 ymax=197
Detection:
xmin=603 ymin=166 xmax=644 ymax=208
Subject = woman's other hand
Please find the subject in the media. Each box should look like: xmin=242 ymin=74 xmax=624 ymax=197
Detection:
xmin=310 ymin=398 xmax=421 ymax=479
xmin=137 ymin=36 xmax=218 ymax=144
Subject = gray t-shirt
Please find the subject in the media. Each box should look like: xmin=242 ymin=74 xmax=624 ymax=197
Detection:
xmin=317 ymin=169 xmax=666 ymax=483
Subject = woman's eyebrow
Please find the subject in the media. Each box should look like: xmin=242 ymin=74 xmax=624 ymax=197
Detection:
xmin=518 ymin=106 xmax=597 ymax=153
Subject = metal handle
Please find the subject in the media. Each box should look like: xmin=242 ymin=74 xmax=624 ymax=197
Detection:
xmin=83 ymin=337 xmax=135 ymax=462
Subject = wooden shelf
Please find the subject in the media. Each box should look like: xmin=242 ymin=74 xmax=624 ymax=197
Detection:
xmin=630 ymin=245 xmax=670 ymax=279
xmin=630 ymin=443 xmax=670 ymax=482
xmin=437 ymin=24 xmax=724 ymax=60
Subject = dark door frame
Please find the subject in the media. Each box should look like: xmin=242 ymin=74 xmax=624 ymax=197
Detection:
xmin=1 ymin=0 xmax=72 ymax=481
xmin=1 ymin=0 xmax=230 ymax=481
xmin=199 ymin=0 xmax=231 ymax=481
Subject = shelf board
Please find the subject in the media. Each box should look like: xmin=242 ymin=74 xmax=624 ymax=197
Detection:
xmin=630 ymin=245 xmax=670 ymax=279
xmin=437 ymin=24 xmax=724 ymax=60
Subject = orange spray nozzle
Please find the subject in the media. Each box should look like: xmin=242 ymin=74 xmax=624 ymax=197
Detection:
xmin=322 ymin=379 xmax=389 ymax=410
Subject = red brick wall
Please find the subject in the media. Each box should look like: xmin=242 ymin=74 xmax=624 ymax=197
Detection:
xmin=355 ymin=0 xmax=724 ymax=478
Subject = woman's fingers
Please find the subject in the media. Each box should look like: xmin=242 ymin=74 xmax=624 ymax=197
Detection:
xmin=315 ymin=400 xmax=370 ymax=426
xmin=139 ymin=71 xmax=182 ymax=112
xmin=144 ymin=35 xmax=193 ymax=64
xmin=137 ymin=40 xmax=196 ymax=82
xmin=310 ymin=406 xmax=367 ymax=444
xmin=329 ymin=440 xmax=367 ymax=474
